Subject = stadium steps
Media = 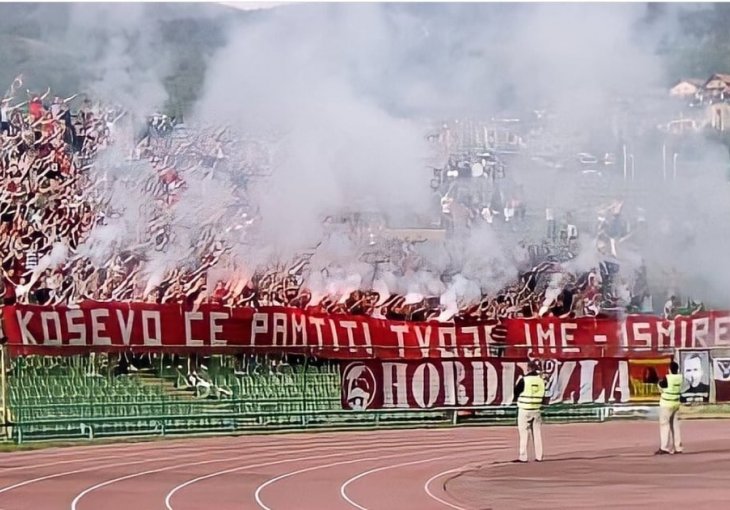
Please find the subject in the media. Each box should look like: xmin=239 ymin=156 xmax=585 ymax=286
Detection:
xmin=135 ymin=370 xmax=198 ymax=401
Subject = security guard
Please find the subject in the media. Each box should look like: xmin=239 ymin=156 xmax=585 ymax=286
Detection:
xmin=514 ymin=360 xmax=545 ymax=462
xmin=656 ymin=361 xmax=683 ymax=454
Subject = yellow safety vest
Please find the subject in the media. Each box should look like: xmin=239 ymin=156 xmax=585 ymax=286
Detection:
xmin=659 ymin=373 xmax=683 ymax=409
xmin=518 ymin=375 xmax=545 ymax=411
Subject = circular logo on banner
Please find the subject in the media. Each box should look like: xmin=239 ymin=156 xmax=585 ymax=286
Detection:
xmin=542 ymin=358 xmax=558 ymax=375
xmin=342 ymin=362 xmax=377 ymax=410
xmin=541 ymin=358 xmax=559 ymax=397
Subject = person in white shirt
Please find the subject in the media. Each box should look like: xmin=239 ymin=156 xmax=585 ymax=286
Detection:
xmin=663 ymin=295 xmax=679 ymax=319
xmin=546 ymin=208 xmax=556 ymax=241
xmin=50 ymin=96 xmax=64 ymax=118
xmin=1 ymin=98 xmax=12 ymax=134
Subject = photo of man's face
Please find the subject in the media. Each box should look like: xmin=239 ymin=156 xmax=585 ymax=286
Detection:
xmin=680 ymin=351 xmax=711 ymax=404
xmin=684 ymin=355 xmax=704 ymax=388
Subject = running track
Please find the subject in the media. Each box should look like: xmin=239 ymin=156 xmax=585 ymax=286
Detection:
xmin=1 ymin=420 xmax=728 ymax=509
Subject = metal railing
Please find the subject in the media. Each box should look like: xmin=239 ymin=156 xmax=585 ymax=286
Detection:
xmin=7 ymin=402 xmax=611 ymax=444
xmin=1 ymin=349 xmax=621 ymax=444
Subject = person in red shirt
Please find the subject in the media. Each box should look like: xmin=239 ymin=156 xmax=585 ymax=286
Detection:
xmin=2 ymin=266 xmax=19 ymax=305
xmin=210 ymin=281 xmax=228 ymax=304
xmin=29 ymin=97 xmax=44 ymax=121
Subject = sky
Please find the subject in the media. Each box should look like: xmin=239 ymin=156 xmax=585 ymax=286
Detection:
xmin=221 ymin=1 xmax=287 ymax=11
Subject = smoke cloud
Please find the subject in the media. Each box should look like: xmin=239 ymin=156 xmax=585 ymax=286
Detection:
xmin=195 ymin=3 xmax=728 ymax=305
xmin=12 ymin=2 xmax=729 ymax=308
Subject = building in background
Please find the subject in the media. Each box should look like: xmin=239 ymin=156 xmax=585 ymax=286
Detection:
xmin=669 ymin=79 xmax=703 ymax=98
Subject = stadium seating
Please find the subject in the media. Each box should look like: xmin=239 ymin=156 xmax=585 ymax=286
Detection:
xmin=5 ymin=354 xmax=607 ymax=443
xmin=7 ymin=355 xmax=354 ymax=441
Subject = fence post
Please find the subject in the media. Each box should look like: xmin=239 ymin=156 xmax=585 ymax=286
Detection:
xmin=301 ymin=354 xmax=310 ymax=427
xmin=0 ymin=344 xmax=7 ymax=439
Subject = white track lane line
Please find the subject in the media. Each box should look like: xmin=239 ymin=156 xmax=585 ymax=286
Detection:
xmin=2 ymin=427 xmax=411 ymax=463
xmin=0 ymin=452 xmax=145 ymax=475
xmin=0 ymin=441 xmax=233 ymax=475
xmin=2 ymin=430 xmax=422 ymax=494
xmin=0 ymin=440 xmax=196 ymax=465
xmin=0 ymin=439 xmax=319 ymax=496
xmin=72 ymin=436 xmax=459 ymax=510
xmin=72 ymin=437 xmax=466 ymax=508
xmin=253 ymin=442 xmax=485 ymax=510
xmin=0 ymin=436 xmax=224 ymax=461
xmin=0 ymin=453 xmax=216 ymax=496
xmin=4 ymin=426 xmax=471 ymax=465
xmin=339 ymin=454 xmax=454 ymax=510
xmin=166 ymin=438 xmax=479 ymax=510
xmin=71 ymin=446 xmax=321 ymax=510
xmin=423 ymin=467 xmax=467 ymax=510
xmin=0 ymin=434 xmax=306 ymax=473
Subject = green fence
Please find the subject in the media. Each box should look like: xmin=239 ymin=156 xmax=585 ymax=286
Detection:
xmin=1 ymin=349 xmax=611 ymax=444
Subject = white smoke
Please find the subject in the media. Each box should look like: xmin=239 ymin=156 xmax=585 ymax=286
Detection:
xmin=20 ymin=2 xmax=730 ymax=309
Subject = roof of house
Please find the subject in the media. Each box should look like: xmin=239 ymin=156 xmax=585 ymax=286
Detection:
xmin=673 ymin=78 xmax=704 ymax=87
xmin=704 ymin=73 xmax=730 ymax=87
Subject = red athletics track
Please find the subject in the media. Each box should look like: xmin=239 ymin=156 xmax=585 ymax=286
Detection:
xmin=0 ymin=420 xmax=728 ymax=510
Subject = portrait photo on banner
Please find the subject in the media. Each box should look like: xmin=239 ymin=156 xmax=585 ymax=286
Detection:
xmin=711 ymin=349 xmax=730 ymax=402
xmin=679 ymin=350 xmax=711 ymax=403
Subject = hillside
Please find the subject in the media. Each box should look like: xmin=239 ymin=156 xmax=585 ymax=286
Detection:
xmin=0 ymin=2 xmax=251 ymax=116
xmin=2 ymin=3 xmax=730 ymax=120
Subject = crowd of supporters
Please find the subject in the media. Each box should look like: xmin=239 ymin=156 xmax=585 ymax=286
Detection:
xmin=0 ymin=80 xmax=703 ymax=324
xmin=2 ymin=83 xmax=103 ymax=306
xmin=0 ymin=80 xmax=230 ymax=304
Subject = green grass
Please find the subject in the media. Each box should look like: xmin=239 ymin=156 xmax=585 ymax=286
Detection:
xmin=681 ymin=403 xmax=730 ymax=419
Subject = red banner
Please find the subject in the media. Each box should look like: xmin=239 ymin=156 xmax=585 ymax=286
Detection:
xmin=339 ymin=358 xmax=630 ymax=410
xmin=4 ymin=302 xmax=730 ymax=358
